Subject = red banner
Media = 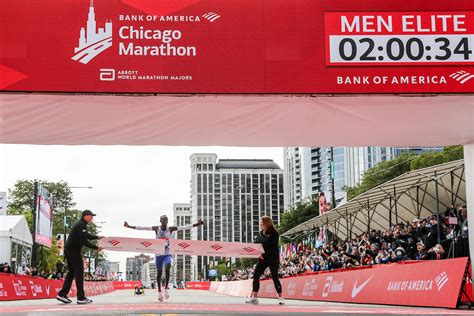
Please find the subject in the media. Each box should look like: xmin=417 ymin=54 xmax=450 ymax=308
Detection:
xmin=112 ymin=281 xmax=142 ymax=290
xmin=210 ymin=258 xmax=469 ymax=308
xmin=1 ymin=0 xmax=474 ymax=93
xmin=0 ymin=273 xmax=114 ymax=301
xmin=186 ymin=281 xmax=211 ymax=290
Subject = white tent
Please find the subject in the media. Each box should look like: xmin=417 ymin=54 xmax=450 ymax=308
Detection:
xmin=0 ymin=215 xmax=33 ymax=268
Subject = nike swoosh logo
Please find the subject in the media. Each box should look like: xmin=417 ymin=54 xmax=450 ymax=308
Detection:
xmin=351 ymin=275 xmax=374 ymax=298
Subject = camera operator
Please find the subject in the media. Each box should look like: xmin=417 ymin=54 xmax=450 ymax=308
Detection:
xmin=424 ymin=215 xmax=445 ymax=250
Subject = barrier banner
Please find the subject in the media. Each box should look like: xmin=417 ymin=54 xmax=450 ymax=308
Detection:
xmin=100 ymin=237 xmax=264 ymax=258
xmin=210 ymin=279 xmax=252 ymax=297
xmin=0 ymin=273 xmax=114 ymax=301
xmin=113 ymin=281 xmax=142 ymax=290
xmin=210 ymin=257 xmax=469 ymax=308
xmin=1 ymin=1 xmax=474 ymax=94
xmin=186 ymin=282 xmax=211 ymax=290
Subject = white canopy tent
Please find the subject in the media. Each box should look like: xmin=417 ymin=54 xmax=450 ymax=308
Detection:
xmin=0 ymin=215 xmax=33 ymax=270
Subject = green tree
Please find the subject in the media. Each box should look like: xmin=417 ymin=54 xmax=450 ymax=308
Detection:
xmin=278 ymin=198 xmax=319 ymax=241
xmin=410 ymin=146 xmax=464 ymax=170
xmin=7 ymin=180 xmax=76 ymax=236
xmin=346 ymin=152 xmax=415 ymax=200
xmin=7 ymin=180 xmax=105 ymax=271
xmin=345 ymin=146 xmax=464 ymax=200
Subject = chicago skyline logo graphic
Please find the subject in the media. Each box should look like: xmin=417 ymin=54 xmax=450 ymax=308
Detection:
xmin=72 ymin=0 xmax=112 ymax=64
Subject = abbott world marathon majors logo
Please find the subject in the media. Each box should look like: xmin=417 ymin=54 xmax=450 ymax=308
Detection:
xmin=72 ymin=0 xmax=112 ymax=64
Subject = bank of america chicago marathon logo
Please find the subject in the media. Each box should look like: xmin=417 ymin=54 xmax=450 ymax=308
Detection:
xmin=71 ymin=1 xmax=221 ymax=64
xmin=449 ymin=70 xmax=474 ymax=84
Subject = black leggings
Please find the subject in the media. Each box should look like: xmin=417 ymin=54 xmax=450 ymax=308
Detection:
xmin=252 ymin=260 xmax=282 ymax=294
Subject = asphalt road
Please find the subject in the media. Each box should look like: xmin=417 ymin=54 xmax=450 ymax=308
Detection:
xmin=1 ymin=289 xmax=472 ymax=316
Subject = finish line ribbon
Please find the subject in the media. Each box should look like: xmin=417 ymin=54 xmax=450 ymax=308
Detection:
xmin=100 ymin=237 xmax=264 ymax=258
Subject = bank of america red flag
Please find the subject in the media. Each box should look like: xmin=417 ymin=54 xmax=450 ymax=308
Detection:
xmin=100 ymin=237 xmax=263 ymax=258
xmin=1 ymin=0 xmax=473 ymax=93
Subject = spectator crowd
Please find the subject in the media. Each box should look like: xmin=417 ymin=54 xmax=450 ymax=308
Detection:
xmin=1 ymin=260 xmax=113 ymax=282
xmin=227 ymin=205 xmax=468 ymax=281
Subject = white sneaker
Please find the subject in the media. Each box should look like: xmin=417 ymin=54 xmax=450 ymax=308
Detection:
xmin=158 ymin=292 xmax=164 ymax=302
xmin=278 ymin=297 xmax=285 ymax=305
xmin=245 ymin=297 xmax=259 ymax=305
xmin=77 ymin=298 xmax=93 ymax=305
xmin=164 ymin=288 xmax=170 ymax=299
xmin=56 ymin=295 xmax=72 ymax=304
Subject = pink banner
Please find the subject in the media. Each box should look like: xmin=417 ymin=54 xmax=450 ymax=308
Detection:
xmin=100 ymin=237 xmax=264 ymax=258
xmin=0 ymin=273 xmax=114 ymax=301
xmin=210 ymin=258 xmax=469 ymax=308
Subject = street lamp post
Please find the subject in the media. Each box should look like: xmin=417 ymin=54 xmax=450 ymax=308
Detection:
xmin=329 ymin=147 xmax=337 ymax=208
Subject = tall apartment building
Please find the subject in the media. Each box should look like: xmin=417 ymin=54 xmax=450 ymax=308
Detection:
xmin=190 ymin=154 xmax=284 ymax=279
xmin=284 ymin=147 xmax=395 ymax=209
xmin=284 ymin=146 xmax=443 ymax=209
xmin=172 ymin=203 xmax=192 ymax=285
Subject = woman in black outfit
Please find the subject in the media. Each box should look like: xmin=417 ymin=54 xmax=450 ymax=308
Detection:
xmin=246 ymin=215 xmax=284 ymax=305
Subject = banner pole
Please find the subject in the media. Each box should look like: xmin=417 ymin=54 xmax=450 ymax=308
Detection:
xmin=456 ymin=258 xmax=473 ymax=308
xmin=31 ymin=181 xmax=38 ymax=268
xmin=464 ymin=144 xmax=474 ymax=296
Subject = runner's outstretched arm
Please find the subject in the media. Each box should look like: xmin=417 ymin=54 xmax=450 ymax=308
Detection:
xmin=169 ymin=218 xmax=204 ymax=232
xmin=124 ymin=221 xmax=158 ymax=231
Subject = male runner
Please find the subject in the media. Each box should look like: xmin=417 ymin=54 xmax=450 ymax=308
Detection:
xmin=124 ymin=215 xmax=203 ymax=302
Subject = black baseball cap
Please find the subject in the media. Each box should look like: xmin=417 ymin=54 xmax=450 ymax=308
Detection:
xmin=82 ymin=210 xmax=96 ymax=217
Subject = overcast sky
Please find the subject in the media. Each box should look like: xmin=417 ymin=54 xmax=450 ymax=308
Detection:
xmin=0 ymin=144 xmax=283 ymax=272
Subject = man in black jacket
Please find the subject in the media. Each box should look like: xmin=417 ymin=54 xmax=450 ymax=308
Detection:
xmin=56 ymin=210 xmax=103 ymax=305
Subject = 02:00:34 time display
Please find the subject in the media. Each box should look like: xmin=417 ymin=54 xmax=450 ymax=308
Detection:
xmin=334 ymin=36 xmax=472 ymax=63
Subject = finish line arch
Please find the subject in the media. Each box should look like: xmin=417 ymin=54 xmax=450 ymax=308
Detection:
xmin=1 ymin=0 xmax=474 ymax=294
